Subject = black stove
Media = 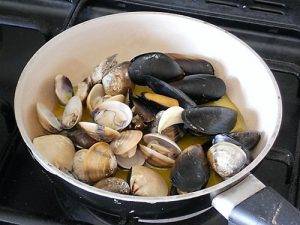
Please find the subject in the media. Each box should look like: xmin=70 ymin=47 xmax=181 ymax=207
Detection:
xmin=0 ymin=1 xmax=300 ymax=224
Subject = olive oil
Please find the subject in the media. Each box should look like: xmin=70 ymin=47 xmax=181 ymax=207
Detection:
xmin=54 ymin=84 xmax=246 ymax=192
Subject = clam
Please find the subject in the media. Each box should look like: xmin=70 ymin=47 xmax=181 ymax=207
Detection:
xmin=78 ymin=122 xmax=120 ymax=142
xmin=75 ymin=78 xmax=91 ymax=102
xmin=171 ymin=74 xmax=226 ymax=103
xmin=144 ymin=75 xmax=196 ymax=108
xmin=139 ymin=133 xmax=181 ymax=168
xmin=33 ymin=135 xmax=75 ymax=171
xmin=110 ymin=130 xmax=143 ymax=157
xmin=128 ymin=52 xmax=184 ymax=85
xmin=60 ymin=128 xmax=97 ymax=149
xmin=86 ymin=84 xmax=105 ymax=112
xmin=54 ymin=74 xmax=74 ymax=105
xmin=90 ymin=54 xmax=118 ymax=84
xmin=105 ymin=94 xmax=125 ymax=103
xmin=94 ymin=177 xmax=130 ymax=194
xmin=207 ymin=142 xmax=248 ymax=179
xmin=157 ymin=106 xmax=184 ymax=133
xmin=161 ymin=125 xmax=185 ymax=142
xmin=102 ymin=61 xmax=134 ymax=96
xmin=213 ymin=131 xmax=261 ymax=151
xmin=171 ymin=144 xmax=210 ymax=193
xmin=141 ymin=92 xmax=179 ymax=109
xmin=72 ymin=142 xmax=117 ymax=183
xmin=130 ymin=165 xmax=168 ymax=196
xmin=92 ymin=100 xmax=132 ymax=131
xmin=182 ymin=106 xmax=237 ymax=135
xmin=131 ymin=96 xmax=157 ymax=123
xmin=62 ymin=96 xmax=82 ymax=129
xmin=36 ymin=102 xmax=62 ymax=133
xmin=167 ymin=53 xmax=214 ymax=75
xmin=116 ymin=148 xmax=145 ymax=169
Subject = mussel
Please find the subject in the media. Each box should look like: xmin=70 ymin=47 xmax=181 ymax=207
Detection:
xmin=110 ymin=130 xmax=143 ymax=158
xmin=213 ymin=131 xmax=261 ymax=151
xmin=102 ymin=61 xmax=134 ymax=96
xmin=130 ymin=115 xmax=148 ymax=131
xmin=62 ymin=96 xmax=82 ymax=129
xmin=94 ymin=177 xmax=130 ymax=194
xmin=182 ymin=106 xmax=237 ymax=135
xmin=167 ymin=53 xmax=214 ymax=75
xmin=33 ymin=135 xmax=75 ymax=171
xmin=90 ymin=54 xmax=118 ymax=84
xmin=143 ymin=75 xmax=196 ymax=108
xmin=36 ymin=102 xmax=62 ymax=133
xmin=54 ymin=74 xmax=73 ymax=105
xmin=171 ymin=74 xmax=226 ymax=103
xmin=131 ymin=96 xmax=157 ymax=123
xmin=128 ymin=52 xmax=184 ymax=85
xmin=141 ymin=92 xmax=179 ymax=109
xmin=92 ymin=100 xmax=132 ymax=131
xmin=72 ymin=142 xmax=117 ymax=183
xmin=207 ymin=142 xmax=248 ymax=179
xmin=171 ymin=144 xmax=210 ymax=193
xmin=78 ymin=122 xmax=120 ymax=142
xmin=116 ymin=148 xmax=145 ymax=169
xmin=130 ymin=165 xmax=168 ymax=196
xmin=139 ymin=133 xmax=181 ymax=168
xmin=60 ymin=128 xmax=97 ymax=149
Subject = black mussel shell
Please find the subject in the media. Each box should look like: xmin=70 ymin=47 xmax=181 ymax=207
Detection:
xmin=61 ymin=129 xmax=97 ymax=149
xmin=213 ymin=131 xmax=261 ymax=151
xmin=167 ymin=53 xmax=214 ymax=75
xmin=132 ymin=96 xmax=157 ymax=122
xmin=128 ymin=52 xmax=184 ymax=85
xmin=171 ymin=74 xmax=226 ymax=103
xmin=182 ymin=106 xmax=237 ymax=135
xmin=171 ymin=144 xmax=210 ymax=192
xmin=143 ymin=75 xmax=196 ymax=108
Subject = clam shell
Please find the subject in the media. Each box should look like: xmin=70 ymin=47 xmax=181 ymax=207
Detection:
xmin=93 ymin=100 xmax=132 ymax=131
xmin=102 ymin=61 xmax=133 ymax=96
xmin=171 ymin=144 xmax=210 ymax=193
xmin=139 ymin=144 xmax=175 ymax=167
xmin=33 ymin=135 xmax=75 ymax=171
xmin=182 ymin=106 xmax=237 ymax=135
xmin=75 ymin=78 xmax=90 ymax=102
xmin=207 ymin=142 xmax=247 ymax=178
xmin=60 ymin=129 xmax=97 ymax=149
xmin=90 ymin=54 xmax=118 ymax=84
xmin=128 ymin=52 xmax=184 ymax=85
xmin=54 ymin=74 xmax=73 ymax=105
xmin=36 ymin=102 xmax=62 ymax=133
xmin=86 ymin=84 xmax=105 ymax=112
xmin=116 ymin=149 xmax=145 ymax=169
xmin=130 ymin=165 xmax=168 ymax=197
xmin=73 ymin=142 xmax=117 ymax=183
xmin=110 ymin=130 xmax=143 ymax=156
xmin=157 ymin=106 xmax=184 ymax=133
xmin=78 ymin=122 xmax=120 ymax=142
xmin=94 ymin=177 xmax=130 ymax=194
xmin=62 ymin=96 xmax=82 ymax=129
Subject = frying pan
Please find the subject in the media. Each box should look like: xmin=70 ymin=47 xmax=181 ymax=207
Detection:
xmin=14 ymin=12 xmax=300 ymax=224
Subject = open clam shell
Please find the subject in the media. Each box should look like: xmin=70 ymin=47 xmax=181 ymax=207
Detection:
xmin=92 ymin=100 xmax=132 ymax=131
xmin=90 ymin=54 xmax=118 ymax=84
xmin=116 ymin=148 xmax=145 ymax=169
xmin=36 ymin=102 xmax=62 ymax=133
xmin=54 ymin=74 xmax=73 ymax=105
xmin=73 ymin=142 xmax=117 ymax=183
xmin=157 ymin=106 xmax=184 ymax=133
xmin=62 ymin=96 xmax=82 ymax=129
xmin=75 ymin=78 xmax=91 ymax=102
xmin=86 ymin=84 xmax=105 ymax=113
xmin=110 ymin=130 xmax=143 ymax=157
xmin=33 ymin=135 xmax=75 ymax=171
xmin=78 ymin=122 xmax=120 ymax=142
xmin=130 ymin=165 xmax=168 ymax=197
xmin=102 ymin=61 xmax=133 ymax=96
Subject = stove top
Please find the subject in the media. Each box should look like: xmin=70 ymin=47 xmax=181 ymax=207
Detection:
xmin=0 ymin=1 xmax=300 ymax=225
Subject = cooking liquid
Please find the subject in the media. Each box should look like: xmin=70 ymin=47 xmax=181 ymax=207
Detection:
xmin=54 ymin=85 xmax=246 ymax=193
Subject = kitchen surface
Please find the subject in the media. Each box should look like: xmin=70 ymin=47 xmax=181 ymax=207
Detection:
xmin=0 ymin=1 xmax=300 ymax=224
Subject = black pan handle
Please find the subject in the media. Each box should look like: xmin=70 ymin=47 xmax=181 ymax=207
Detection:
xmin=212 ymin=174 xmax=300 ymax=225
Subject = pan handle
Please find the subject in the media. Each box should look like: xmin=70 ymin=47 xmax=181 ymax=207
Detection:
xmin=212 ymin=174 xmax=300 ymax=225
